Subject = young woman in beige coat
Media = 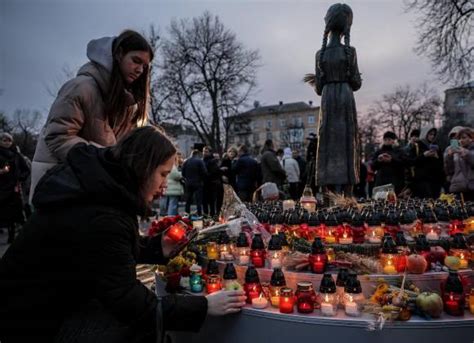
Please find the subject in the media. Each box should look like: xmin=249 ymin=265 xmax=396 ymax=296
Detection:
xmin=30 ymin=30 xmax=153 ymax=201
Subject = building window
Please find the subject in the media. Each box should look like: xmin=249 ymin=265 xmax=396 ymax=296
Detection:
xmin=279 ymin=119 xmax=286 ymax=128
xmin=266 ymin=132 xmax=272 ymax=140
xmin=266 ymin=120 xmax=272 ymax=129
xmin=308 ymin=115 xmax=315 ymax=124
xmin=253 ymin=120 xmax=259 ymax=128
xmin=296 ymin=117 xmax=303 ymax=126
xmin=456 ymin=97 xmax=466 ymax=107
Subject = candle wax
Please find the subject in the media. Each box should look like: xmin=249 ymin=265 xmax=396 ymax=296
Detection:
xmin=321 ymin=302 xmax=335 ymax=316
xmin=345 ymin=300 xmax=359 ymax=316
xmin=252 ymin=297 xmax=268 ymax=309
xmin=325 ymin=235 xmax=336 ymax=244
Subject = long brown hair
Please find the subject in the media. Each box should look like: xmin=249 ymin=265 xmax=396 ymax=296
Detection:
xmin=106 ymin=30 xmax=154 ymax=133
xmin=111 ymin=126 xmax=176 ymax=209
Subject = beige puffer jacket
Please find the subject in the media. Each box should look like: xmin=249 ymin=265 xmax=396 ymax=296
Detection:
xmin=30 ymin=37 xmax=138 ymax=201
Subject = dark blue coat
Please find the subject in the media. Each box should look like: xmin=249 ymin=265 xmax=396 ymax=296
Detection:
xmin=233 ymin=154 xmax=258 ymax=191
xmin=182 ymin=156 xmax=208 ymax=187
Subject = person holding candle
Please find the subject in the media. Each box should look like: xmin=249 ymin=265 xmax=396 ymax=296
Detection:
xmin=0 ymin=127 xmax=246 ymax=343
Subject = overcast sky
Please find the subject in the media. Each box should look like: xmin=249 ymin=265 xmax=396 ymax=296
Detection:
xmin=1 ymin=0 xmax=445 ymax=120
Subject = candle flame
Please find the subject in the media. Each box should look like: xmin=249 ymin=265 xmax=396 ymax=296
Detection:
xmin=460 ymin=253 xmax=465 ymax=259
xmin=259 ymin=293 xmax=263 ymax=299
xmin=387 ymin=260 xmax=392 ymax=266
xmin=449 ymin=293 xmax=454 ymax=301
xmin=371 ymin=231 xmax=376 ymax=237
xmin=343 ymin=232 xmax=347 ymax=239
xmin=317 ymin=255 xmax=321 ymax=262
xmin=275 ymin=228 xmax=279 ymax=235
xmin=349 ymin=295 xmax=353 ymax=302
xmin=325 ymin=294 xmax=329 ymax=302
xmin=273 ymin=252 xmax=279 ymax=259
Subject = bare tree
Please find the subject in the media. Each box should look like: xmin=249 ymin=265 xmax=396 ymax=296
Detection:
xmin=11 ymin=109 xmax=43 ymax=158
xmin=368 ymin=84 xmax=442 ymax=143
xmin=154 ymin=11 xmax=260 ymax=153
xmin=405 ymin=0 xmax=473 ymax=84
xmin=0 ymin=112 xmax=12 ymax=132
xmin=358 ymin=114 xmax=380 ymax=158
xmin=44 ymin=65 xmax=76 ymax=98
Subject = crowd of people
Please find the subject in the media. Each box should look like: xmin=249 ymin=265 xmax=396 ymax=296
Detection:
xmin=366 ymin=126 xmax=474 ymax=201
xmin=0 ymin=28 xmax=472 ymax=343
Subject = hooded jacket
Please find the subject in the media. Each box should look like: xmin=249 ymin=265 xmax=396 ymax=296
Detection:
xmin=282 ymin=148 xmax=300 ymax=183
xmin=410 ymin=127 xmax=445 ymax=184
xmin=30 ymin=36 xmax=139 ymax=202
xmin=0 ymin=144 xmax=207 ymax=342
xmin=444 ymin=142 xmax=474 ymax=193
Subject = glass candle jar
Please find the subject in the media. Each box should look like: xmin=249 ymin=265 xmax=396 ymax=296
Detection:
xmin=343 ymin=273 xmax=364 ymax=317
xmin=223 ymin=263 xmax=239 ymax=290
xmin=250 ymin=233 xmax=266 ymax=268
xmin=166 ymin=221 xmax=187 ymax=242
xmin=381 ymin=236 xmax=399 ymax=275
xmin=469 ymin=289 xmax=474 ymax=315
xmin=450 ymin=233 xmax=470 ymax=269
xmin=326 ymin=247 xmax=335 ymax=263
xmin=279 ymin=287 xmax=295 ymax=314
xmin=189 ymin=265 xmax=203 ymax=293
xmin=267 ymin=234 xmax=283 ymax=269
xmin=283 ymin=199 xmax=296 ymax=211
xmin=244 ymin=265 xmax=262 ymax=304
xmin=442 ymin=270 xmax=465 ymax=316
xmin=270 ymin=267 xmax=286 ymax=307
xmin=206 ymin=274 xmax=222 ymax=294
xmin=319 ymin=273 xmax=337 ymax=317
xmin=309 ymin=237 xmax=327 ymax=274
xmin=235 ymin=232 xmax=250 ymax=265
xmin=207 ymin=241 xmax=219 ymax=260
xmin=338 ymin=225 xmax=353 ymax=245
xmin=350 ymin=214 xmax=366 ymax=244
xmin=295 ymin=282 xmax=316 ymax=314
xmin=415 ymin=235 xmax=432 ymax=271
xmin=336 ymin=268 xmax=349 ymax=307
xmin=217 ymin=232 xmax=233 ymax=261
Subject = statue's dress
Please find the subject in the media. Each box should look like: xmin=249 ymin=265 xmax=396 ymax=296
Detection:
xmin=315 ymin=45 xmax=362 ymax=186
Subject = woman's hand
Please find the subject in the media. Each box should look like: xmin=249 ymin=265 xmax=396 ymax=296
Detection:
xmin=161 ymin=234 xmax=178 ymax=258
xmin=206 ymin=290 xmax=246 ymax=316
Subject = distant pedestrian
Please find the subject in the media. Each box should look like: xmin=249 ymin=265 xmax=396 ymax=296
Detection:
xmin=182 ymin=150 xmax=207 ymax=216
xmin=444 ymin=128 xmax=474 ymax=201
xmin=232 ymin=145 xmax=259 ymax=202
xmin=159 ymin=154 xmax=184 ymax=216
xmin=221 ymin=146 xmax=237 ymax=187
xmin=371 ymin=131 xmax=406 ymax=195
xmin=282 ymin=147 xmax=300 ymax=200
xmin=0 ymin=133 xmax=30 ymax=243
xmin=293 ymin=149 xmax=307 ymax=197
xmin=202 ymin=146 xmax=222 ymax=217
xmin=260 ymin=140 xmax=286 ymax=189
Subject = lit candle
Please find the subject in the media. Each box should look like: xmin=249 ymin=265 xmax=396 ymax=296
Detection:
xmin=207 ymin=242 xmax=219 ymax=260
xmin=282 ymin=200 xmax=295 ymax=211
xmin=270 ymin=251 xmax=282 ymax=269
xmin=368 ymin=231 xmax=382 ymax=244
xmin=206 ymin=275 xmax=222 ymax=294
xmin=469 ymin=289 xmax=474 ymax=315
xmin=459 ymin=253 xmax=468 ymax=269
xmin=321 ymin=294 xmax=335 ymax=316
xmin=252 ymin=293 xmax=268 ymax=309
xmin=220 ymin=244 xmax=234 ymax=261
xmin=383 ymin=259 xmax=397 ymax=275
xmin=338 ymin=232 xmax=353 ymax=245
xmin=166 ymin=223 xmax=186 ymax=242
xmin=445 ymin=293 xmax=461 ymax=315
xmin=311 ymin=254 xmax=325 ymax=274
xmin=426 ymin=229 xmax=439 ymax=241
xmin=325 ymin=232 xmax=336 ymax=244
xmin=270 ymin=287 xmax=281 ymax=307
xmin=344 ymin=295 xmax=359 ymax=316
xmin=238 ymin=249 xmax=250 ymax=265
xmin=279 ymin=288 xmax=295 ymax=314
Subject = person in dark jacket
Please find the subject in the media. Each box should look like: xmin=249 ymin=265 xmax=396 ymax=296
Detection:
xmin=221 ymin=146 xmax=237 ymax=187
xmin=182 ymin=150 xmax=208 ymax=216
xmin=409 ymin=127 xmax=444 ymax=198
xmin=0 ymin=132 xmax=30 ymax=243
xmin=260 ymin=139 xmax=286 ymax=188
xmin=0 ymin=127 xmax=246 ymax=343
xmin=232 ymin=144 xmax=259 ymax=202
xmin=371 ymin=131 xmax=406 ymax=195
xmin=202 ymin=146 xmax=223 ymax=217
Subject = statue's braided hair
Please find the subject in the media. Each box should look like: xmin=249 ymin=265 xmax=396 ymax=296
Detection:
xmin=317 ymin=3 xmax=353 ymax=81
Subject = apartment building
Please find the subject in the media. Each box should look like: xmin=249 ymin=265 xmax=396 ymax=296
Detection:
xmin=226 ymin=101 xmax=320 ymax=154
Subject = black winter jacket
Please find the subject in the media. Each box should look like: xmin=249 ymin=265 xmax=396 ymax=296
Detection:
xmin=0 ymin=144 xmax=207 ymax=342
xmin=372 ymin=145 xmax=406 ymax=194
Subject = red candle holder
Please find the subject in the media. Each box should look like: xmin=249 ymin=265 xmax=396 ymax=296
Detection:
xmin=250 ymin=249 xmax=265 ymax=268
xmin=166 ymin=221 xmax=187 ymax=242
xmin=443 ymin=292 xmax=464 ymax=316
xmin=295 ymin=282 xmax=316 ymax=314
xmin=279 ymin=288 xmax=295 ymax=314
xmin=449 ymin=220 xmax=465 ymax=236
xmin=384 ymin=224 xmax=401 ymax=239
xmin=337 ymin=225 xmax=353 ymax=244
xmin=244 ymin=282 xmax=262 ymax=304
xmin=206 ymin=275 xmax=222 ymax=294
xmin=309 ymin=253 xmax=327 ymax=274
xmin=351 ymin=225 xmax=366 ymax=244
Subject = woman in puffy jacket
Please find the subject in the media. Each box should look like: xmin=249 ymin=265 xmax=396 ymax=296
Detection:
xmin=444 ymin=128 xmax=474 ymax=201
xmin=30 ymin=30 xmax=153 ymax=201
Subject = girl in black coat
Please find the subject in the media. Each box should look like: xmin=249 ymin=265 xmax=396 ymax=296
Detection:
xmin=0 ymin=126 xmax=246 ymax=343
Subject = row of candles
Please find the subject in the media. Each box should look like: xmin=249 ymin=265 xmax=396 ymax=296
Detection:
xmin=190 ymin=259 xmax=474 ymax=317
xmin=206 ymin=229 xmax=472 ymax=275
